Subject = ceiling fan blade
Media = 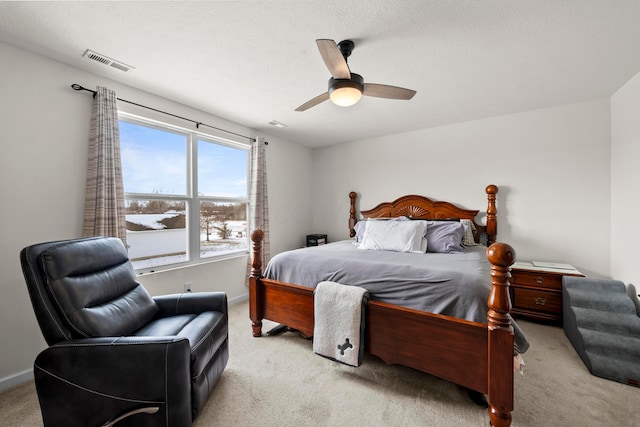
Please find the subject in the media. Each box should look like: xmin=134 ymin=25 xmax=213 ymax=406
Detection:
xmin=363 ymin=83 xmax=417 ymax=100
xmin=316 ymin=39 xmax=351 ymax=79
xmin=295 ymin=92 xmax=330 ymax=111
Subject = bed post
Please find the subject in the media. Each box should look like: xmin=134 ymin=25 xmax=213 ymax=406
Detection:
xmin=349 ymin=191 xmax=357 ymax=237
xmin=486 ymin=185 xmax=498 ymax=246
xmin=486 ymin=242 xmax=515 ymax=427
xmin=249 ymin=229 xmax=265 ymax=337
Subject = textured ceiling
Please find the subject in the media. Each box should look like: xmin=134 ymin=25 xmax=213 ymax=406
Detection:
xmin=2 ymin=1 xmax=640 ymax=147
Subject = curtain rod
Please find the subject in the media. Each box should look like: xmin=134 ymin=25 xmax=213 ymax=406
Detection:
xmin=71 ymin=84 xmax=266 ymax=144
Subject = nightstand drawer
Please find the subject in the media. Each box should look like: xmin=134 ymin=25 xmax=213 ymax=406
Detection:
xmin=512 ymin=287 xmax=562 ymax=314
xmin=511 ymin=270 xmax=562 ymax=290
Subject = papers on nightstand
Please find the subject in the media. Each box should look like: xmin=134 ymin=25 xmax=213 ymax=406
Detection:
xmin=512 ymin=260 xmax=583 ymax=276
xmin=531 ymin=261 xmax=575 ymax=270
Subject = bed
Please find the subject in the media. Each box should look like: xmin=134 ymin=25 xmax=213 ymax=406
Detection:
xmin=249 ymin=185 xmax=520 ymax=427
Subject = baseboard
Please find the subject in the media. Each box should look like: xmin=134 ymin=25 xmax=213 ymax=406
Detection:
xmin=0 ymin=369 xmax=33 ymax=393
xmin=229 ymin=293 xmax=248 ymax=305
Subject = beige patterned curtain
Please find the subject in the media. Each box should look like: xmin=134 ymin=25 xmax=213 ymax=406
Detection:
xmin=248 ymin=137 xmax=270 ymax=276
xmin=82 ymin=86 xmax=127 ymax=246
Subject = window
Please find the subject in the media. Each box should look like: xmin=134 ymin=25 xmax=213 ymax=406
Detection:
xmin=119 ymin=113 xmax=249 ymax=271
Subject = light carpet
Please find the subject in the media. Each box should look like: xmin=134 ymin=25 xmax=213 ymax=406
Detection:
xmin=1 ymin=300 xmax=637 ymax=426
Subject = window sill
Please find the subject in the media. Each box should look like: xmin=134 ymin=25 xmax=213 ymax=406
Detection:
xmin=135 ymin=252 xmax=249 ymax=277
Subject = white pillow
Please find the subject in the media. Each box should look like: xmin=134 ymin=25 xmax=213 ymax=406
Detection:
xmin=358 ymin=220 xmax=427 ymax=253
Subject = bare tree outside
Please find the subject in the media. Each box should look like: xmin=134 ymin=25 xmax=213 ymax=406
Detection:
xmin=198 ymin=201 xmax=247 ymax=258
xmin=200 ymin=202 xmax=218 ymax=241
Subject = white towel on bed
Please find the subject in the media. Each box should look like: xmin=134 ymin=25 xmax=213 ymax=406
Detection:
xmin=313 ymin=281 xmax=369 ymax=367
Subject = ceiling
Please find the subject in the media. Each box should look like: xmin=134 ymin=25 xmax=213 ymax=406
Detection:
xmin=2 ymin=1 xmax=640 ymax=148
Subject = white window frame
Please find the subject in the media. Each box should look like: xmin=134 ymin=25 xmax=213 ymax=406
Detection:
xmin=119 ymin=111 xmax=250 ymax=273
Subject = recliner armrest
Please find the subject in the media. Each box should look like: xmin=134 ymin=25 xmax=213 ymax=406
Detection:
xmin=34 ymin=336 xmax=192 ymax=426
xmin=153 ymin=291 xmax=228 ymax=316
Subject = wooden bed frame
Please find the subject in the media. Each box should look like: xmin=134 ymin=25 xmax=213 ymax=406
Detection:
xmin=249 ymin=185 xmax=516 ymax=427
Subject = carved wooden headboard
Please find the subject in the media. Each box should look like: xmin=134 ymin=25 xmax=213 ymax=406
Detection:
xmin=348 ymin=185 xmax=498 ymax=246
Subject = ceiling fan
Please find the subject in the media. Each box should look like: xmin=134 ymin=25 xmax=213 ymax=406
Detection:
xmin=295 ymin=39 xmax=417 ymax=112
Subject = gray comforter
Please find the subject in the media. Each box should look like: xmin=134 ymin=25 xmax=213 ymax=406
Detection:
xmin=264 ymin=240 xmax=529 ymax=354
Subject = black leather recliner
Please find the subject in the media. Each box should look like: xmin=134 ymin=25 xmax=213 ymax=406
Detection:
xmin=20 ymin=236 xmax=229 ymax=426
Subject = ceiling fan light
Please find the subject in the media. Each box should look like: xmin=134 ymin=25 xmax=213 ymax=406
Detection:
xmin=330 ymin=86 xmax=362 ymax=107
xmin=328 ymin=74 xmax=364 ymax=107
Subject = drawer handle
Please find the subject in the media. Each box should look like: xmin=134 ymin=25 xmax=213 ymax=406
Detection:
xmin=533 ymin=297 xmax=547 ymax=306
xmin=536 ymin=277 xmax=544 ymax=284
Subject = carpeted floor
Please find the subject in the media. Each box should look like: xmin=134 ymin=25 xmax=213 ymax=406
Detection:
xmin=1 ymin=300 xmax=638 ymax=426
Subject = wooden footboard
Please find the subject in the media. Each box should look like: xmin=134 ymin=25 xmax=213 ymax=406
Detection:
xmin=249 ymin=230 xmax=516 ymax=427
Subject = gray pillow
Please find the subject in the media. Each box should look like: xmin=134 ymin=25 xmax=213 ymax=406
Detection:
xmin=425 ymin=221 xmax=466 ymax=253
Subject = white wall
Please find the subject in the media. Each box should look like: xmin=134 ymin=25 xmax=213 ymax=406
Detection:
xmin=0 ymin=41 xmax=313 ymax=389
xmin=311 ymin=99 xmax=612 ymax=278
xmin=260 ymin=134 xmax=314 ymax=255
xmin=611 ymin=68 xmax=640 ymax=303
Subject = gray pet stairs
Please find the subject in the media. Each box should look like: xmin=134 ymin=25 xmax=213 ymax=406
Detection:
xmin=562 ymin=276 xmax=640 ymax=387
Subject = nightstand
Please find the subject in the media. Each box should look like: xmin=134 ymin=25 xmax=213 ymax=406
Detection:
xmin=510 ymin=261 xmax=585 ymax=323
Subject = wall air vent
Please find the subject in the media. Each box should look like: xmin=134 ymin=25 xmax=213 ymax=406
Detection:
xmin=83 ymin=49 xmax=135 ymax=72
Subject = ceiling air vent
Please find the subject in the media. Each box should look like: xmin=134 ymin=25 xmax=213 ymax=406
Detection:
xmin=83 ymin=49 xmax=135 ymax=72
xmin=268 ymin=120 xmax=288 ymax=128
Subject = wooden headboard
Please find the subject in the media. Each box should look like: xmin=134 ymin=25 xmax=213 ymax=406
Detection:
xmin=348 ymin=185 xmax=498 ymax=246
